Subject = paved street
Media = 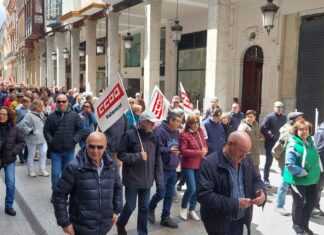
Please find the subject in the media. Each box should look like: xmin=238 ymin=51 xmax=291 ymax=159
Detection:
xmin=0 ymin=148 xmax=323 ymax=235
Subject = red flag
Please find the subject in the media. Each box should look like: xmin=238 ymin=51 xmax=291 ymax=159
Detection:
xmin=180 ymin=82 xmax=194 ymax=117
xmin=149 ymin=86 xmax=170 ymax=121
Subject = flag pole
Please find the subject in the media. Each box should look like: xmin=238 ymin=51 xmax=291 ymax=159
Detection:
xmin=117 ymin=73 xmax=144 ymax=150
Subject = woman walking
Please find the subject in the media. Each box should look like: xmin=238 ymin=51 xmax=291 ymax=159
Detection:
xmin=0 ymin=106 xmax=26 ymax=215
xmin=20 ymin=100 xmax=49 ymax=177
xmin=284 ymin=120 xmax=321 ymax=235
xmin=179 ymin=114 xmax=208 ymax=221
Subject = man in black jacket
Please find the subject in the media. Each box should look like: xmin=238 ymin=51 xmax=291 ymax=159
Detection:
xmin=52 ymin=132 xmax=122 ymax=235
xmin=197 ymin=131 xmax=266 ymax=235
xmin=43 ymin=94 xmax=83 ymax=192
xmin=117 ymin=110 xmax=164 ymax=235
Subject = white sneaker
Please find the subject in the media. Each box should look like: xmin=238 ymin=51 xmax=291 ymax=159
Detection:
xmin=180 ymin=208 xmax=188 ymax=221
xmin=189 ymin=210 xmax=200 ymax=221
xmin=38 ymin=170 xmax=49 ymax=177
xmin=274 ymin=206 xmax=290 ymax=216
xmin=28 ymin=171 xmax=37 ymax=177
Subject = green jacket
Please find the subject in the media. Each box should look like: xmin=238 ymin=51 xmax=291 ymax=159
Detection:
xmin=283 ymin=135 xmax=320 ymax=186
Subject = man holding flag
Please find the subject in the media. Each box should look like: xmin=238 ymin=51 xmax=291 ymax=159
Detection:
xmin=116 ymin=110 xmax=164 ymax=235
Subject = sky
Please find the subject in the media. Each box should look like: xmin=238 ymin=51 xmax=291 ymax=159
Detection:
xmin=0 ymin=0 xmax=6 ymax=28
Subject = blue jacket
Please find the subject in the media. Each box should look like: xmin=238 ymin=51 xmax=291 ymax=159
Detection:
xmin=80 ymin=111 xmax=97 ymax=134
xmin=228 ymin=111 xmax=244 ymax=131
xmin=314 ymin=122 xmax=324 ymax=165
xmin=203 ymin=118 xmax=225 ymax=154
xmin=197 ymin=150 xmax=266 ymax=235
xmin=154 ymin=121 xmax=180 ymax=171
xmin=125 ymin=109 xmax=140 ymax=130
xmin=53 ymin=149 xmax=122 ymax=235
xmin=261 ymin=112 xmax=286 ymax=144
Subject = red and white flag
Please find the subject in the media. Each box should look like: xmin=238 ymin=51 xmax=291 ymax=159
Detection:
xmin=94 ymin=76 xmax=129 ymax=132
xmin=149 ymin=86 xmax=170 ymax=121
xmin=179 ymin=82 xmax=194 ymax=117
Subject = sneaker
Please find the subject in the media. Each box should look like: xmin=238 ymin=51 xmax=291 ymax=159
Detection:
xmin=188 ymin=210 xmax=200 ymax=221
xmin=317 ymin=207 xmax=324 ymax=216
xmin=274 ymin=206 xmax=290 ymax=216
xmin=5 ymin=208 xmax=16 ymax=216
xmin=160 ymin=217 xmax=178 ymax=229
xmin=311 ymin=208 xmax=320 ymax=217
xmin=116 ymin=223 xmax=127 ymax=235
xmin=304 ymin=227 xmax=314 ymax=235
xmin=180 ymin=208 xmax=188 ymax=220
xmin=293 ymin=224 xmax=304 ymax=234
xmin=148 ymin=209 xmax=155 ymax=223
xmin=264 ymin=181 xmax=271 ymax=189
xmin=38 ymin=170 xmax=49 ymax=177
xmin=28 ymin=171 xmax=37 ymax=177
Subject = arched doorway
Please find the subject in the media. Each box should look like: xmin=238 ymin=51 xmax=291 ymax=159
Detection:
xmin=241 ymin=46 xmax=263 ymax=120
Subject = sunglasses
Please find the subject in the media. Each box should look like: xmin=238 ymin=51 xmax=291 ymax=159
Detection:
xmin=57 ymin=100 xmax=67 ymax=104
xmin=276 ymin=106 xmax=284 ymax=109
xmin=88 ymin=144 xmax=105 ymax=150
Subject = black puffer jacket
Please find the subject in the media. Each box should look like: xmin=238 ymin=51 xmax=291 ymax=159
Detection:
xmin=118 ymin=127 xmax=164 ymax=189
xmin=0 ymin=123 xmax=26 ymax=167
xmin=197 ymin=151 xmax=266 ymax=235
xmin=52 ymin=149 xmax=123 ymax=235
xmin=43 ymin=107 xmax=83 ymax=153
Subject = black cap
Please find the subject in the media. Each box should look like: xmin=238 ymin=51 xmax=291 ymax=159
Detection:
xmin=212 ymin=108 xmax=222 ymax=117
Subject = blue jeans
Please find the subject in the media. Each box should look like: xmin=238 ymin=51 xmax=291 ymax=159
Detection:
xmin=263 ymin=141 xmax=274 ymax=182
xmin=118 ymin=187 xmax=151 ymax=235
xmin=276 ymin=175 xmax=288 ymax=208
xmin=4 ymin=162 xmax=15 ymax=209
xmin=149 ymin=170 xmax=177 ymax=219
xmin=50 ymin=150 xmax=74 ymax=190
xmin=227 ymin=220 xmax=244 ymax=235
xmin=181 ymin=168 xmax=198 ymax=211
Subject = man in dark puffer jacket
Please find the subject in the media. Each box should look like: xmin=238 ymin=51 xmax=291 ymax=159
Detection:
xmin=52 ymin=132 xmax=122 ymax=235
xmin=43 ymin=94 xmax=83 ymax=191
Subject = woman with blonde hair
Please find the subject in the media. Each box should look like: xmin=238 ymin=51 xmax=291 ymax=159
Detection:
xmin=179 ymin=114 xmax=208 ymax=221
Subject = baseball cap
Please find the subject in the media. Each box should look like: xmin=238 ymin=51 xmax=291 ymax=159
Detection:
xmin=140 ymin=110 xmax=158 ymax=123
xmin=212 ymin=108 xmax=222 ymax=116
xmin=287 ymin=112 xmax=304 ymax=123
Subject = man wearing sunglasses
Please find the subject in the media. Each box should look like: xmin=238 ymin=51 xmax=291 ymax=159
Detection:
xmin=44 ymin=94 xmax=83 ymax=195
xmin=260 ymin=101 xmax=286 ymax=189
xmin=53 ymin=132 xmax=122 ymax=235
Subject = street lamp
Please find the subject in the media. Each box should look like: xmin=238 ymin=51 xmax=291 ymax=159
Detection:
xmin=171 ymin=0 xmax=183 ymax=44
xmin=261 ymin=0 xmax=279 ymax=35
xmin=63 ymin=48 xmax=69 ymax=59
xmin=123 ymin=8 xmax=133 ymax=49
xmin=79 ymin=47 xmax=85 ymax=57
xmin=51 ymin=51 xmax=57 ymax=60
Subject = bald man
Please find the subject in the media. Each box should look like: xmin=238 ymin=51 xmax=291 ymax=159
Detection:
xmin=197 ymin=131 xmax=266 ymax=235
xmin=52 ymin=132 xmax=122 ymax=235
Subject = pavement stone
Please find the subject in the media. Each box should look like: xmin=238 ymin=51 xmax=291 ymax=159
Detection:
xmin=0 ymin=146 xmax=323 ymax=235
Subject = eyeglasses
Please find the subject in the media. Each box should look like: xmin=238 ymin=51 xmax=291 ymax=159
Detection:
xmin=84 ymin=105 xmax=90 ymax=108
xmin=276 ymin=106 xmax=284 ymax=109
xmin=88 ymin=144 xmax=105 ymax=150
xmin=191 ymin=122 xmax=199 ymax=125
xmin=0 ymin=113 xmax=8 ymax=116
xmin=57 ymin=100 xmax=67 ymax=104
xmin=298 ymin=128 xmax=309 ymax=132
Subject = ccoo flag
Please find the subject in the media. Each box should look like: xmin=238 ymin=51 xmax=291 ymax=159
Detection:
xmin=179 ymin=82 xmax=194 ymax=117
xmin=94 ymin=76 xmax=128 ymax=132
xmin=149 ymin=86 xmax=170 ymax=121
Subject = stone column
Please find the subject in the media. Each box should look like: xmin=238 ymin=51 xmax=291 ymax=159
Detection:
xmin=204 ymin=0 xmax=230 ymax=109
xmin=71 ymin=28 xmax=80 ymax=90
xmin=38 ymin=39 xmax=46 ymax=86
xmin=164 ymin=23 xmax=177 ymax=101
xmin=143 ymin=0 xmax=162 ymax=104
xmin=34 ymin=41 xmax=41 ymax=86
xmin=107 ymin=12 xmax=120 ymax=86
xmin=46 ymin=36 xmax=55 ymax=87
xmin=55 ymin=32 xmax=66 ymax=88
xmin=23 ymin=54 xmax=26 ymax=83
xmin=85 ymin=20 xmax=97 ymax=93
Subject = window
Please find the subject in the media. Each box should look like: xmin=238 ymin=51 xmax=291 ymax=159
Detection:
xmin=124 ymin=33 xmax=141 ymax=67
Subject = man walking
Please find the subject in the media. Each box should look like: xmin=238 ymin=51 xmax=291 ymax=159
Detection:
xmin=52 ymin=132 xmax=122 ymax=235
xmin=44 ymin=94 xmax=83 ymax=193
xmin=148 ymin=112 xmax=182 ymax=228
xmin=228 ymin=103 xmax=244 ymax=131
xmin=117 ymin=110 xmax=164 ymax=235
xmin=261 ymin=101 xmax=286 ymax=188
xmin=197 ymin=131 xmax=266 ymax=235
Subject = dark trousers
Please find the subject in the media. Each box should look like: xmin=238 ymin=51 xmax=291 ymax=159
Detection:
xmin=226 ymin=220 xmax=244 ymax=235
xmin=316 ymin=172 xmax=324 ymax=208
xmin=118 ymin=187 xmax=150 ymax=235
xmin=263 ymin=141 xmax=274 ymax=182
xmin=290 ymin=184 xmax=317 ymax=230
xmin=19 ymin=147 xmax=28 ymax=162
xmin=149 ymin=170 xmax=177 ymax=219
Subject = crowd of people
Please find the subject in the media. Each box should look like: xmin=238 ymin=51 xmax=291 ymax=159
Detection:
xmin=0 ymin=84 xmax=323 ymax=235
